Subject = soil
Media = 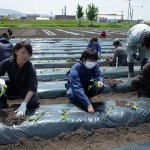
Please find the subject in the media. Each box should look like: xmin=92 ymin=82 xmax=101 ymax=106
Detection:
xmin=0 ymin=28 xmax=150 ymax=150
xmin=104 ymin=78 xmax=123 ymax=87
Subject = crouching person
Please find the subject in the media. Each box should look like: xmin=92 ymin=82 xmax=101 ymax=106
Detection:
xmin=65 ymin=48 xmax=104 ymax=113
xmin=131 ymin=62 xmax=150 ymax=98
xmin=0 ymin=41 xmax=39 ymax=117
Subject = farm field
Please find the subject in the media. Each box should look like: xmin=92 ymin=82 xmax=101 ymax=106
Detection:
xmin=0 ymin=27 xmax=150 ymax=150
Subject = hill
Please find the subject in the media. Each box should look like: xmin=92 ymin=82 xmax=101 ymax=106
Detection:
xmin=0 ymin=8 xmax=25 ymax=15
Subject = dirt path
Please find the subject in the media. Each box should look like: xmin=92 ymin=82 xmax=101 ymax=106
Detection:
xmin=0 ymin=28 xmax=127 ymax=38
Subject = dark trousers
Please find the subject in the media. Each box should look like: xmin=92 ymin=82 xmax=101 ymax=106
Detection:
xmin=66 ymin=81 xmax=104 ymax=110
xmin=0 ymin=81 xmax=39 ymax=109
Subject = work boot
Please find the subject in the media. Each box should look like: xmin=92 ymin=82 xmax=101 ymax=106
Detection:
xmin=0 ymin=95 xmax=8 ymax=109
xmin=128 ymin=63 xmax=135 ymax=78
xmin=128 ymin=72 xmax=135 ymax=78
xmin=138 ymin=90 xmax=149 ymax=98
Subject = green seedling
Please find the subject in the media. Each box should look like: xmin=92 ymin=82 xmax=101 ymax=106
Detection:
xmin=0 ymin=84 xmax=7 ymax=97
xmin=125 ymin=103 xmax=130 ymax=107
xmin=28 ymin=112 xmax=46 ymax=122
xmin=87 ymin=81 xmax=98 ymax=91
xmin=131 ymin=105 xmax=138 ymax=110
xmin=61 ymin=109 xmax=68 ymax=121
xmin=87 ymin=81 xmax=99 ymax=94
xmin=106 ymin=105 xmax=116 ymax=115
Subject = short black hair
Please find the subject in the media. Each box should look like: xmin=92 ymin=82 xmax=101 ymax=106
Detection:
xmin=80 ymin=48 xmax=98 ymax=61
xmin=143 ymin=33 xmax=150 ymax=48
xmin=13 ymin=41 xmax=32 ymax=58
xmin=7 ymin=29 xmax=11 ymax=32
xmin=0 ymin=33 xmax=9 ymax=40
xmin=113 ymin=39 xmax=121 ymax=46
xmin=90 ymin=37 xmax=98 ymax=42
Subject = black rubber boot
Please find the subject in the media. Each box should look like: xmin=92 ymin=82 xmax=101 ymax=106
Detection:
xmin=138 ymin=90 xmax=149 ymax=98
xmin=128 ymin=63 xmax=135 ymax=78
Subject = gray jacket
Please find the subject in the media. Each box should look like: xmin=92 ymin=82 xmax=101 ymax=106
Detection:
xmin=126 ymin=24 xmax=150 ymax=62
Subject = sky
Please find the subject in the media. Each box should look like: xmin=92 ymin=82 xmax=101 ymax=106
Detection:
xmin=0 ymin=0 xmax=149 ymax=21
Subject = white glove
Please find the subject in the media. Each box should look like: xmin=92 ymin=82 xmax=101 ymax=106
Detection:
xmin=0 ymin=79 xmax=5 ymax=89
xmin=14 ymin=102 xmax=27 ymax=117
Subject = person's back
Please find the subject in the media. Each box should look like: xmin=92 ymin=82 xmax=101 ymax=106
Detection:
xmin=108 ymin=39 xmax=127 ymax=66
xmin=113 ymin=46 xmax=127 ymax=66
xmin=127 ymin=24 xmax=150 ymax=47
xmin=99 ymin=31 xmax=106 ymax=38
xmin=126 ymin=24 xmax=150 ymax=77
xmin=0 ymin=33 xmax=13 ymax=62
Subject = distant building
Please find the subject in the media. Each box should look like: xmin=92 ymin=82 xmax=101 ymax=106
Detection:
xmin=20 ymin=16 xmax=27 ymax=20
xmin=99 ymin=17 xmax=107 ymax=23
xmin=26 ymin=14 xmax=40 ymax=20
xmin=55 ymin=15 xmax=76 ymax=20
xmin=10 ymin=14 xmax=23 ymax=19
xmin=106 ymin=19 xmax=118 ymax=24
xmin=36 ymin=17 xmax=49 ymax=20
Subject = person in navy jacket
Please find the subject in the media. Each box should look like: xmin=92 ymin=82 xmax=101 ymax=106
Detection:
xmin=0 ymin=33 xmax=13 ymax=62
xmin=87 ymin=37 xmax=101 ymax=56
xmin=65 ymin=48 xmax=104 ymax=113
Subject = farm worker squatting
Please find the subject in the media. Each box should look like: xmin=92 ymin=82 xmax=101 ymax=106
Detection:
xmin=65 ymin=48 xmax=104 ymax=113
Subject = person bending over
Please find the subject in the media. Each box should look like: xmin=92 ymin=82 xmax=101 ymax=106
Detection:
xmin=107 ymin=39 xmax=127 ymax=66
xmin=126 ymin=24 xmax=150 ymax=77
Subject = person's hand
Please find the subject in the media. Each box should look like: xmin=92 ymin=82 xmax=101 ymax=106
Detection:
xmin=141 ymin=58 xmax=148 ymax=66
xmin=97 ymin=81 xmax=104 ymax=88
xmin=87 ymin=104 xmax=94 ymax=113
xmin=106 ymin=57 xmax=112 ymax=61
xmin=14 ymin=102 xmax=27 ymax=117
xmin=0 ymin=79 xmax=5 ymax=89
xmin=132 ymin=53 xmax=141 ymax=61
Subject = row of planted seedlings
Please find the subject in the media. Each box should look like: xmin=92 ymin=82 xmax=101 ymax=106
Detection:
xmin=1 ymin=38 xmax=149 ymax=145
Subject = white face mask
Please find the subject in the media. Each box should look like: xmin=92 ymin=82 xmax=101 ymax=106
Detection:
xmin=85 ymin=61 xmax=96 ymax=69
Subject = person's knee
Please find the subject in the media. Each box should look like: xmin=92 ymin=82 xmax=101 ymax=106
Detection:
xmin=66 ymin=88 xmax=77 ymax=101
xmin=131 ymin=75 xmax=143 ymax=90
xmin=27 ymin=93 xmax=39 ymax=108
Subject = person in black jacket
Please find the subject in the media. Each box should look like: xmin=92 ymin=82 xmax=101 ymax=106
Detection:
xmin=107 ymin=39 xmax=128 ymax=66
xmin=0 ymin=33 xmax=13 ymax=62
xmin=0 ymin=41 xmax=39 ymax=117
xmin=131 ymin=62 xmax=150 ymax=97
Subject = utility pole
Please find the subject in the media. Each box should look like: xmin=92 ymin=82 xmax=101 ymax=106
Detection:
xmin=127 ymin=0 xmax=132 ymax=20
xmin=64 ymin=5 xmax=66 ymax=20
xmin=62 ymin=9 xmax=64 ymax=19
xmin=121 ymin=10 xmax=124 ymax=20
